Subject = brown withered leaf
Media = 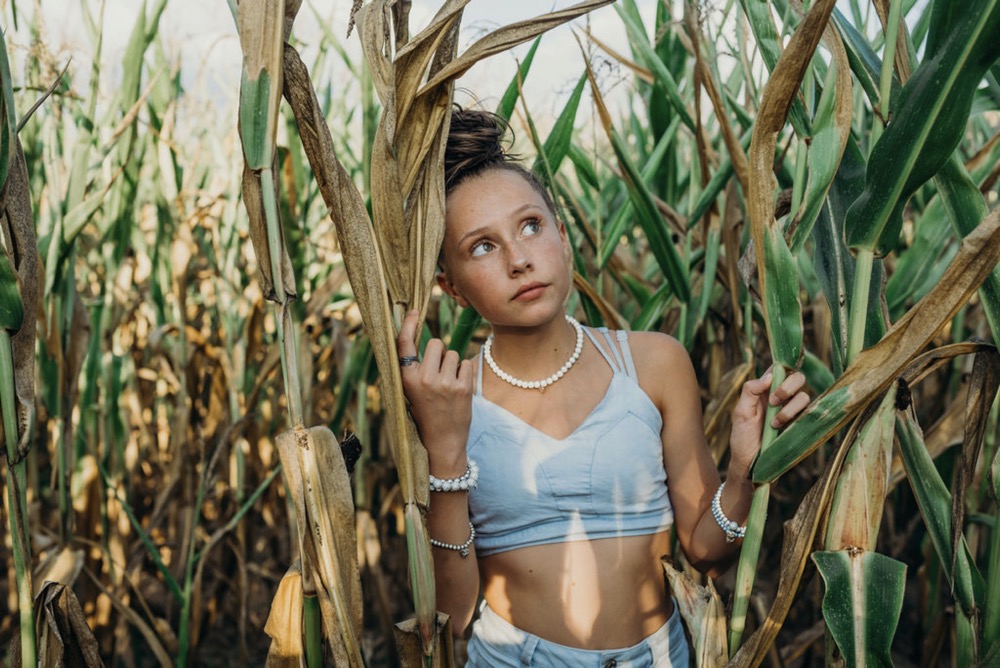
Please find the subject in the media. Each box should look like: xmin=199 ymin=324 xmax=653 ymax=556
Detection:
xmin=0 ymin=142 xmax=38 ymax=463
xmin=950 ymin=346 xmax=1000 ymax=580
xmin=276 ymin=426 xmax=363 ymax=666
xmin=264 ymin=563 xmax=305 ymax=668
xmin=32 ymin=581 xmax=103 ymax=668
xmin=824 ymin=384 xmax=897 ymax=552
xmin=242 ymin=160 xmax=296 ymax=303
xmin=394 ymin=614 xmax=454 ymax=668
xmin=281 ymin=42 xmax=428 ymax=507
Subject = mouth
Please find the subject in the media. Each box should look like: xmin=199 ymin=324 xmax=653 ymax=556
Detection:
xmin=512 ymin=282 xmax=548 ymax=301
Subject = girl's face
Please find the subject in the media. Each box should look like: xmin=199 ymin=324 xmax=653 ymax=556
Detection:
xmin=437 ymin=168 xmax=571 ymax=329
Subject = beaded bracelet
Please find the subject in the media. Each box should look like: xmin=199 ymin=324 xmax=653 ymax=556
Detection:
xmin=429 ymin=522 xmax=476 ymax=558
xmin=712 ymin=482 xmax=747 ymax=543
xmin=429 ymin=459 xmax=479 ymax=493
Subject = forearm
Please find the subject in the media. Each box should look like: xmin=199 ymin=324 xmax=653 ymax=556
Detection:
xmin=426 ymin=453 xmax=480 ymax=635
xmin=684 ymin=466 xmax=755 ymax=576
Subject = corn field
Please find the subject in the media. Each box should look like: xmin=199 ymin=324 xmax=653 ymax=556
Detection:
xmin=1 ymin=0 xmax=999 ymax=665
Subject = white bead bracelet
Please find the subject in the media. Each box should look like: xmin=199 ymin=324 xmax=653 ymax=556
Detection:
xmin=712 ymin=482 xmax=747 ymax=543
xmin=429 ymin=522 xmax=476 ymax=558
xmin=429 ymin=459 xmax=479 ymax=493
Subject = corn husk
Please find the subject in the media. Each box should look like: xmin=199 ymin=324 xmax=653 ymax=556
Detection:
xmin=275 ymin=426 xmax=363 ymax=666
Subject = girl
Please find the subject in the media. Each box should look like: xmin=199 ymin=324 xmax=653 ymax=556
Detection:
xmin=396 ymin=108 xmax=809 ymax=667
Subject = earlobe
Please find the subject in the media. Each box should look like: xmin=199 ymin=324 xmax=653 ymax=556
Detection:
xmin=436 ymin=271 xmax=470 ymax=308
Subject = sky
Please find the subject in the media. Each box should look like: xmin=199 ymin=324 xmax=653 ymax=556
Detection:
xmin=8 ymin=1 xmax=660 ymax=131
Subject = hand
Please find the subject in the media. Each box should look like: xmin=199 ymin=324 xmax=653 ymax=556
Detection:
xmin=728 ymin=367 xmax=809 ymax=477
xmin=397 ymin=310 xmax=474 ymax=475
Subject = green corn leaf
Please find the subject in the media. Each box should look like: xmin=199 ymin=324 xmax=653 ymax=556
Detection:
xmin=833 ymin=9 xmax=891 ymax=110
xmin=790 ymin=59 xmax=848 ymax=251
xmin=812 ymin=550 xmax=906 ymax=668
xmin=496 ymin=37 xmax=540 ymax=121
xmin=614 ymin=4 xmax=694 ymax=131
xmin=686 ymin=129 xmax=751 ymax=228
xmin=934 ymin=155 xmax=1000 ymax=344
xmin=762 ymin=227 xmax=802 ymax=369
xmin=844 ymin=1 xmax=1000 ymax=256
xmin=630 ymin=281 xmax=672 ymax=332
xmin=0 ymin=29 xmax=17 ymax=190
xmin=738 ymin=0 xmax=811 ymax=135
xmin=895 ymin=410 xmax=984 ymax=615
xmin=531 ymin=72 xmax=586 ymax=178
xmin=984 ymin=500 xmax=1000 ymax=656
xmin=567 ymin=144 xmax=599 ymax=191
xmin=448 ymin=306 xmax=481 ymax=356
xmin=810 ymin=138 xmax=885 ymax=375
xmin=598 ymin=115 xmax=679 ymax=269
xmin=0 ymin=251 xmax=23 ymax=332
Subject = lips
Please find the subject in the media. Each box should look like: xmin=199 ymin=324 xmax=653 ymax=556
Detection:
xmin=512 ymin=282 xmax=548 ymax=301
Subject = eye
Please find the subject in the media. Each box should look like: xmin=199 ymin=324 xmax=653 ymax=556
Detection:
xmin=470 ymin=239 xmax=496 ymax=257
xmin=522 ymin=218 xmax=541 ymax=236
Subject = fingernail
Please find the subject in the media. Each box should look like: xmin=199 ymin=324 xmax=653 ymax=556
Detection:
xmin=769 ymin=395 xmax=779 ymax=405
xmin=771 ymin=419 xmax=781 ymax=428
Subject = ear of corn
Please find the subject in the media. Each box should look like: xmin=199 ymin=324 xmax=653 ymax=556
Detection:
xmin=661 ymin=558 xmax=727 ymax=667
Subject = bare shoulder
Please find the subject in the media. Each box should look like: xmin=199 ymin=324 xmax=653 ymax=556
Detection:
xmin=622 ymin=331 xmax=699 ymax=407
xmin=625 ymin=331 xmax=694 ymax=375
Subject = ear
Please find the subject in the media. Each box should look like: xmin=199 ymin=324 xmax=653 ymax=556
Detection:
xmin=436 ymin=271 xmax=470 ymax=309
xmin=558 ymin=220 xmax=571 ymax=259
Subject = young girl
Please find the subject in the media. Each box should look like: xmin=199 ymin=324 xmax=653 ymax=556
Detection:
xmin=396 ymin=108 xmax=808 ymax=667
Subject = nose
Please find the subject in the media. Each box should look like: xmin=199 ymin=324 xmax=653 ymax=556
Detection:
xmin=506 ymin=241 xmax=532 ymax=275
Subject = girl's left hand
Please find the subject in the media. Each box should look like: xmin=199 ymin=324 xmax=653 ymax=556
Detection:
xmin=728 ymin=368 xmax=809 ymax=476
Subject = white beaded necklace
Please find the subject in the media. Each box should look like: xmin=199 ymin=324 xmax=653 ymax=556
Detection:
xmin=483 ymin=315 xmax=584 ymax=390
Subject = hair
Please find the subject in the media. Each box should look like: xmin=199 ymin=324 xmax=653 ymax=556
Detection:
xmin=444 ymin=106 xmax=557 ymax=216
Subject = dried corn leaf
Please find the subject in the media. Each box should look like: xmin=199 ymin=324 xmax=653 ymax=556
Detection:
xmin=418 ymin=0 xmax=615 ymax=96
xmin=265 ymin=563 xmax=305 ymax=668
xmin=950 ymin=347 xmax=1000 ymax=579
xmin=394 ymin=613 xmax=453 ymax=668
xmin=281 ymin=43 xmax=427 ymax=506
xmin=662 ymin=558 xmax=727 ymax=667
xmin=276 ymin=426 xmax=363 ymax=667
xmin=825 ymin=384 xmax=897 ymax=552
xmin=242 ymin=154 xmax=296 ymax=303
xmin=33 ymin=581 xmax=103 ymax=668
xmin=0 ymin=143 xmax=37 ymax=463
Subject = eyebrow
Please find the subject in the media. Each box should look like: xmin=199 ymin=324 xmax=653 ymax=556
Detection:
xmin=456 ymin=204 xmax=541 ymax=246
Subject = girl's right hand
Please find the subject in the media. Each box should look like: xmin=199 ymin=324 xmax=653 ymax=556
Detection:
xmin=396 ymin=310 xmax=474 ymax=474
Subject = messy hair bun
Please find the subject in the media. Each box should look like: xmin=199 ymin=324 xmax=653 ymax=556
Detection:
xmin=444 ymin=106 xmax=556 ymax=215
xmin=444 ymin=107 xmax=516 ymax=190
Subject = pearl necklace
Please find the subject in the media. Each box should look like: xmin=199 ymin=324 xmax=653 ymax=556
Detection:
xmin=483 ymin=315 xmax=584 ymax=390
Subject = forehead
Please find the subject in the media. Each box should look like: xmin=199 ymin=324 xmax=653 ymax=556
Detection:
xmin=445 ymin=169 xmax=548 ymax=233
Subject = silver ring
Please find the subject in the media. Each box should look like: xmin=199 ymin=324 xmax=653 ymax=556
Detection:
xmin=398 ymin=355 xmax=419 ymax=367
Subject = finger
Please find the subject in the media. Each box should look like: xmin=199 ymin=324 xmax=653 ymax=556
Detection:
xmin=423 ymin=338 xmax=445 ymax=374
xmin=458 ymin=359 xmax=474 ymax=389
xmin=397 ymin=310 xmax=421 ymax=360
xmin=741 ymin=369 xmax=773 ymax=398
xmin=769 ymin=370 xmax=808 ymax=405
xmin=442 ymin=349 xmax=461 ymax=379
xmin=771 ymin=391 xmax=810 ymax=428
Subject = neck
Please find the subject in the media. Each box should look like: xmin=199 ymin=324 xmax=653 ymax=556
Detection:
xmin=488 ymin=314 xmax=577 ymax=379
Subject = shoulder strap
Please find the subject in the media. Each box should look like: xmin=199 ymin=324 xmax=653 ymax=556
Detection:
xmin=475 ymin=347 xmax=484 ymax=396
xmin=615 ymin=330 xmax=638 ymax=379
xmin=583 ymin=327 xmax=620 ymax=372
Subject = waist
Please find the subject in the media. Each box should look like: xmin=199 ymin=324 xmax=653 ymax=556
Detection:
xmin=480 ymin=532 xmax=673 ymax=649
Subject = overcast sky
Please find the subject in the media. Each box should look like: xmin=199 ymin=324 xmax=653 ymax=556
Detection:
xmin=10 ymin=1 xmax=659 ymax=130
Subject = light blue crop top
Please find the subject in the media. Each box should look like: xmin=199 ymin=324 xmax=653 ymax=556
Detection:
xmin=467 ymin=327 xmax=675 ymax=557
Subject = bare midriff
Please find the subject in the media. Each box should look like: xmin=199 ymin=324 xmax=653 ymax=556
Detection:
xmin=478 ymin=530 xmax=673 ymax=649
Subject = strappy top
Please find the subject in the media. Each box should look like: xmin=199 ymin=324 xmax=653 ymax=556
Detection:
xmin=467 ymin=327 xmax=674 ymax=557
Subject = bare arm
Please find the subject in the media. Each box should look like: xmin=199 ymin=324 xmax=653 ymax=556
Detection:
xmin=637 ymin=334 xmax=807 ymax=576
xmin=397 ymin=311 xmax=481 ymax=635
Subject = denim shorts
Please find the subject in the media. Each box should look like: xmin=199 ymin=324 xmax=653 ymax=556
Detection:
xmin=465 ymin=599 xmax=690 ymax=667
